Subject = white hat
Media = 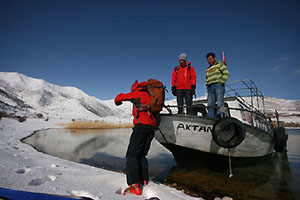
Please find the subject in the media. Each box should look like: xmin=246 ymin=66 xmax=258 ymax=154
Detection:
xmin=179 ymin=53 xmax=187 ymax=61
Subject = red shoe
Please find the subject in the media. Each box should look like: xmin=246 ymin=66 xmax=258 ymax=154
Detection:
xmin=123 ymin=183 xmax=142 ymax=195
xmin=143 ymin=180 xmax=148 ymax=186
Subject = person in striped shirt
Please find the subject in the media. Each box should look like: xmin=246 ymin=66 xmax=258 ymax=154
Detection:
xmin=205 ymin=52 xmax=229 ymax=118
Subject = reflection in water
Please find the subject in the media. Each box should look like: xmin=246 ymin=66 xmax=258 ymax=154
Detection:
xmin=164 ymin=129 xmax=300 ymax=200
xmin=22 ymin=128 xmax=300 ymax=199
xmin=22 ymin=128 xmax=175 ymax=181
xmin=165 ymin=151 xmax=295 ymax=200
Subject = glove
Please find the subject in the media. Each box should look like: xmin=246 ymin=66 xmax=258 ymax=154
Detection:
xmin=191 ymin=85 xmax=196 ymax=95
xmin=115 ymin=101 xmax=122 ymax=106
xmin=172 ymin=86 xmax=177 ymax=96
xmin=114 ymin=94 xmax=123 ymax=106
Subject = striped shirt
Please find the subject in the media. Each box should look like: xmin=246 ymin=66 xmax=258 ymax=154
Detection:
xmin=206 ymin=61 xmax=229 ymax=86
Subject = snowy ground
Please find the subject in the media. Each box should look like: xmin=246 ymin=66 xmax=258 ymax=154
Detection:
xmin=0 ymin=117 xmax=208 ymax=200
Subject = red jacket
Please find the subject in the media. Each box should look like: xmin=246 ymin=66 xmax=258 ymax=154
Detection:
xmin=172 ymin=62 xmax=197 ymax=89
xmin=115 ymin=85 xmax=156 ymax=126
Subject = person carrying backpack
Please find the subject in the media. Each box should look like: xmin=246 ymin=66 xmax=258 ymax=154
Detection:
xmin=171 ymin=53 xmax=197 ymax=114
xmin=114 ymin=79 xmax=164 ymax=196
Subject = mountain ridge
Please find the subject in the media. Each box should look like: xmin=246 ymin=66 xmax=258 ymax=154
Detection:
xmin=0 ymin=71 xmax=299 ymax=125
xmin=0 ymin=71 xmax=119 ymax=120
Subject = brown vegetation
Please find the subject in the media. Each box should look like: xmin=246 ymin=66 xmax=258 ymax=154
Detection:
xmin=57 ymin=120 xmax=133 ymax=129
xmin=265 ymin=113 xmax=300 ymax=127
xmin=17 ymin=116 xmax=27 ymax=122
xmin=36 ymin=113 xmax=43 ymax=118
xmin=279 ymin=121 xmax=300 ymax=128
xmin=0 ymin=111 xmax=27 ymax=123
xmin=0 ymin=111 xmax=14 ymax=119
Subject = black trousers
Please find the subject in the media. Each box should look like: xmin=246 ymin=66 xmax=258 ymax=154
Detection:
xmin=176 ymin=89 xmax=193 ymax=114
xmin=125 ymin=124 xmax=155 ymax=185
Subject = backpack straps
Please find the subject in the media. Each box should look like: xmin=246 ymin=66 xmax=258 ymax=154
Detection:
xmin=175 ymin=65 xmax=180 ymax=73
xmin=175 ymin=64 xmax=191 ymax=73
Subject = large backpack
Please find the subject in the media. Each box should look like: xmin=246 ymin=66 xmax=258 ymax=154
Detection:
xmin=139 ymin=79 xmax=165 ymax=113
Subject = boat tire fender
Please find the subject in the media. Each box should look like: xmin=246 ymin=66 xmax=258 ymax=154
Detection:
xmin=212 ymin=117 xmax=246 ymax=148
xmin=273 ymin=126 xmax=286 ymax=153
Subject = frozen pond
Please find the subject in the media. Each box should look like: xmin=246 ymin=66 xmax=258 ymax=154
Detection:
xmin=22 ymin=128 xmax=175 ymax=181
xmin=22 ymin=128 xmax=300 ymax=199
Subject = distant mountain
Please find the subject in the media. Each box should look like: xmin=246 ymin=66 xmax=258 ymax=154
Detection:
xmin=0 ymin=71 xmax=299 ymax=125
xmin=264 ymin=97 xmax=300 ymax=116
xmin=0 ymin=72 xmax=119 ymax=120
xmin=263 ymin=96 xmax=300 ymax=125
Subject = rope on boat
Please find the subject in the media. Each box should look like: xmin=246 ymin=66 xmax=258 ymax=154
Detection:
xmin=228 ymin=148 xmax=233 ymax=178
xmin=158 ymin=127 xmax=169 ymax=144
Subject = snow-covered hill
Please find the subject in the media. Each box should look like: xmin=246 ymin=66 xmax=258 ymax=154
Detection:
xmin=0 ymin=71 xmax=299 ymax=125
xmin=0 ymin=72 xmax=121 ymax=120
xmin=236 ymin=96 xmax=300 ymax=124
xmin=264 ymin=96 xmax=300 ymax=124
xmin=264 ymin=97 xmax=300 ymax=115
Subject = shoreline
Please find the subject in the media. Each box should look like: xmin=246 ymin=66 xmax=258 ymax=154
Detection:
xmin=56 ymin=120 xmax=133 ymax=129
xmin=0 ymin=117 xmax=204 ymax=200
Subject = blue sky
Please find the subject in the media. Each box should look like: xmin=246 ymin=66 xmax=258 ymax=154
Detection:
xmin=1 ymin=0 xmax=300 ymax=100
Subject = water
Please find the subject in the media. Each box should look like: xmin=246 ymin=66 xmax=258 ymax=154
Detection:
xmin=22 ymin=128 xmax=300 ymax=199
xmin=22 ymin=128 xmax=175 ymax=181
xmin=165 ymin=128 xmax=300 ymax=199
xmin=285 ymin=129 xmax=300 ymax=198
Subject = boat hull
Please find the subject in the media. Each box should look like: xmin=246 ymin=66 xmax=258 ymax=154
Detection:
xmin=155 ymin=114 xmax=275 ymax=159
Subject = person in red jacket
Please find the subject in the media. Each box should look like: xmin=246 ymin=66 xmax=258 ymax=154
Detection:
xmin=114 ymin=80 xmax=156 ymax=196
xmin=172 ymin=53 xmax=197 ymax=114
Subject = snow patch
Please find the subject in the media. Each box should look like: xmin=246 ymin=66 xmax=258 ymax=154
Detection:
xmin=69 ymin=190 xmax=101 ymax=200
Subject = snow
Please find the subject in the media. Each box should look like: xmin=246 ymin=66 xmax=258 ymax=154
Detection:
xmin=0 ymin=72 xmax=117 ymax=120
xmin=0 ymin=118 xmax=204 ymax=200
xmin=0 ymin=71 xmax=299 ymax=199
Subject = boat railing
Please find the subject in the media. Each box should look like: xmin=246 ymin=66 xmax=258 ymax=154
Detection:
xmin=164 ymin=79 xmax=267 ymax=119
xmin=225 ymin=79 xmax=265 ymax=115
xmin=164 ymin=104 xmax=267 ymax=118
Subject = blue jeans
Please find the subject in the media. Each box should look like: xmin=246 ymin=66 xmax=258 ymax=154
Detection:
xmin=207 ymin=83 xmax=225 ymax=118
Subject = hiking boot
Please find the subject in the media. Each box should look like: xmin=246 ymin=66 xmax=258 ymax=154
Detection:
xmin=123 ymin=183 xmax=142 ymax=195
xmin=143 ymin=180 xmax=148 ymax=186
